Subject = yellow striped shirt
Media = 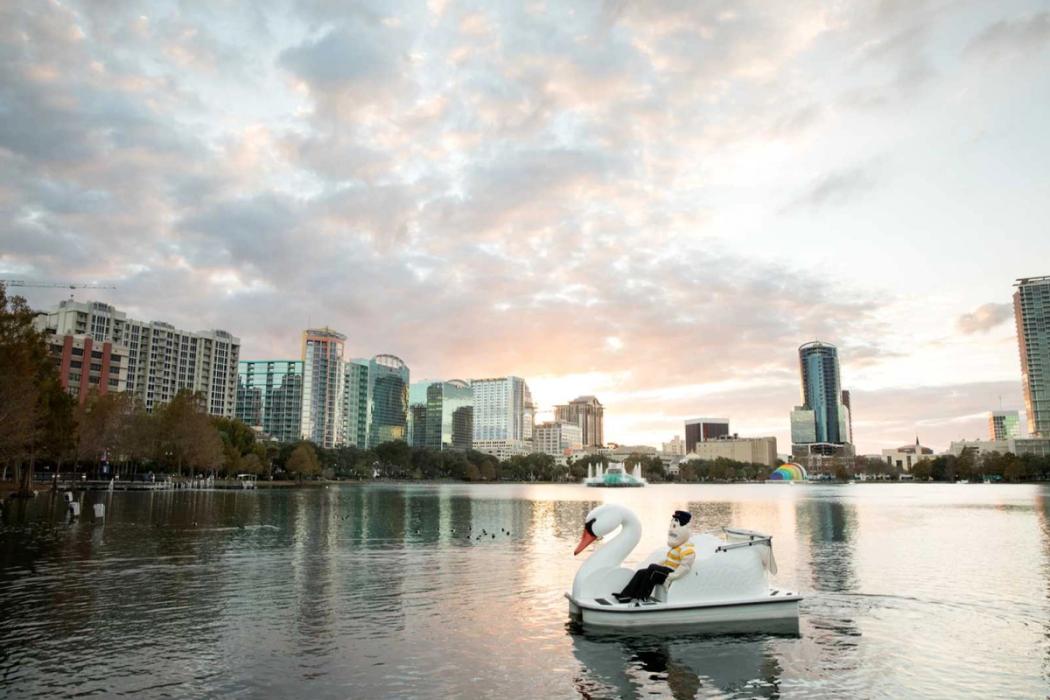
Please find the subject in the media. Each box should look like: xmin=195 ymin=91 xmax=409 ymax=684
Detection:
xmin=663 ymin=543 xmax=695 ymax=569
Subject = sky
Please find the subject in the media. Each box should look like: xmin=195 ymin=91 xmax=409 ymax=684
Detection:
xmin=2 ymin=0 xmax=1050 ymax=454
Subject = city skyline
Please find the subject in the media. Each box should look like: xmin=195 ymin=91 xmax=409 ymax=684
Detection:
xmin=4 ymin=2 xmax=1050 ymax=453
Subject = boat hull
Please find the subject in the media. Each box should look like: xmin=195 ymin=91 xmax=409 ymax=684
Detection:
xmin=567 ymin=592 xmax=801 ymax=630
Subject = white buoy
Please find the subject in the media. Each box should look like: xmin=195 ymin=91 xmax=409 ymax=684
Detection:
xmin=93 ymin=503 xmax=105 ymax=520
xmin=69 ymin=502 xmax=80 ymax=518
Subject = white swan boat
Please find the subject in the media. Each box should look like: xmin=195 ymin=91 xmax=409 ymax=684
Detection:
xmin=567 ymin=504 xmax=801 ymax=629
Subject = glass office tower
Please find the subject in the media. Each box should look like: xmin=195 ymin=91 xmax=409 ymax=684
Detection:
xmin=425 ymin=380 xmax=474 ymax=450
xmin=989 ymin=410 xmax=1021 ymax=440
xmin=1015 ymin=276 xmax=1050 ymax=437
xmin=237 ymin=360 xmax=304 ymax=443
xmin=798 ymin=341 xmax=844 ymax=444
xmin=342 ymin=359 xmax=369 ymax=447
xmin=367 ymin=354 xmax=409 ymax=446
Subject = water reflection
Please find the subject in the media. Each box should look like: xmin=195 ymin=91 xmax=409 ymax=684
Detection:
xmin=2 ymin=484 xmax=1049 ymax=698
xmin=570 ymin=627 xmax=793 ymax=699
xmin=1038 ymin=490 xmax=1050 ymax=686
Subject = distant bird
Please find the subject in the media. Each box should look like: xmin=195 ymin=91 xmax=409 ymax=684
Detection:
xmin=491 ymin=534 xmax=495 ymax=539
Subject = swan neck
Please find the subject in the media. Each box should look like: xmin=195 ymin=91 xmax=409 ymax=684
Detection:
xmin=573 ymin=509 xmax=642 ymax=596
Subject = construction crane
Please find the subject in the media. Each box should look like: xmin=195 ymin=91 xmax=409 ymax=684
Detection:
xmin=1 ymin=280 xmax=116 ymax=291
xmin=2 ymin=279 xmax=117 ymax=302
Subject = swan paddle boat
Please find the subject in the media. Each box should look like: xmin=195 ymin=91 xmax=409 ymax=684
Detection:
xmin=567 ymin=504 xmax=801 ymax=629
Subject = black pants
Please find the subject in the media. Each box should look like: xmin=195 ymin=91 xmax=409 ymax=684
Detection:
xmin=617 ymin=564 xmax=673 ymax=601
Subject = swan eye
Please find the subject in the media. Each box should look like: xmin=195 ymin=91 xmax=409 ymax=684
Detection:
xmin=584 ymin=518 xmax=597 ymax=537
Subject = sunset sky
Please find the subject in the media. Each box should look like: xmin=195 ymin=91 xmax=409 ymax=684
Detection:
xmin=3 ymin=1 xmax=1049 ymax=453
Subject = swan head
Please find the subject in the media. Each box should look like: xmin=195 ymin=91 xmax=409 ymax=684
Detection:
xmin=573 ymin=504 xmax=630 ymax=556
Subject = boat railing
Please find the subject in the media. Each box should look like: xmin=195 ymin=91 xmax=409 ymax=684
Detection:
xmin=714 ymin=536 xmax=772 ymax=553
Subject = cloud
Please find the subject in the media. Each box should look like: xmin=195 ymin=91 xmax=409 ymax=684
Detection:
xmin=1 ymin=0 xmax=1044 ymax=454
xmin=956 ymin=303 xmax=1014 ymax=334
xmin=965 ymin=12 xmax=1050 ymax=62
xmin=279 ymin=24 xmax=404 ymax=92
xmin=847 ymin=380 xmax=1024 ymax=451
xmin=786 ymin=165 xmax=878 ymax=210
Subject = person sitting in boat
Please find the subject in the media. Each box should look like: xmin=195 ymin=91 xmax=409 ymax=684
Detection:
xmin=613 ymin=510 xmax=695 ymax=603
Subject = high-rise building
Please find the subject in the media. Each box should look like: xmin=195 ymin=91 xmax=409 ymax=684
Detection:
xmin=367 ymin=354 xmax=409 ymax=447
xmin=523 ymin=392 xmax=536 ymax=443
xmin=409 ymin=403 xmax=428 ymax=448
xmin=300 ymin=328 xmax=345 ymax=449
xmin=44 ymin=332 xmax=129 ymax=404
xmin=407 ymin=380 xmax=434 ymax=448
xmin=236 ymin=360 xmax=303 ymax=443
xmin=471 ymin=376 xmax=532 ymax=458
xmin=662 ymin=435 xmax=685 ymax=456
xmin=533 ymin=420 xmax=583 ymax=457
xmin=791 ymin=340 xmax=854 ymax=470
xmin=426 ymin=380 xmax=473 ymax=450
xmin=1015 ymin=276 xmax=1050 ymax=437
xmin=989 ymin=410 xmax=1021 ymax=440
xmin=341 ymin=359 xmax=369 ymax=447
xmin=554 ymin=396 xmax=604 ymax=447
xmin=796 ymin=341 xmax=845 ymax=444
xmin=35 ymin=299 xmax=240 ymax=416
xmin=684 ymin=418 xmax=729 ymax=453
xmin=841 ymin=389 xmax=853 ymax=444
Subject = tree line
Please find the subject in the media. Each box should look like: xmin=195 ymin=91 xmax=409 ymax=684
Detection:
xmin=909 ymin=450 xmax=1050 ymax=482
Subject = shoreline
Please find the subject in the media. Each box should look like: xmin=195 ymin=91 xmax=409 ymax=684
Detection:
xmin=4 ymin=478 xmax=1047 ymax=496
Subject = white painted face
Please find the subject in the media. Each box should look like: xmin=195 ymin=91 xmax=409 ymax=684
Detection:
xmin=667 ymin=516 xmax=690 ymax=547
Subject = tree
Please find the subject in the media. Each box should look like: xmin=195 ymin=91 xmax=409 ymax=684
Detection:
xmin=156 ymin=390 xmax=223 ymax=477
xmin=640 ymin=456 xmax=666 ymax=483
xmin=287 ymin=442 xmax=321 ymax=480
xmin=123 ymin=404 xmax=159 ymax=475
xmin=0 ymin=283 xmax=75 ymax=495
xmin=74 ymin=391 xmax=134 ymax=477
xmin=239 ymin=453 xmax=264 ymax=476
xmin=911 ymin=459 xmax=932 ymax=481
xmin=375 ymin=440 xmax=412 ymax=474
xmin=213 ymin=416 xmax=264 ymax=477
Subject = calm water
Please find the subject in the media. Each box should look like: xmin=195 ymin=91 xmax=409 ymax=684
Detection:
xmin=1 ymin=483 xmax=1048 ymax=699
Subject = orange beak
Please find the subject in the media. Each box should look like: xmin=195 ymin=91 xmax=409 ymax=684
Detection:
xmin=574 ymin=529 xmax=597 ymax=556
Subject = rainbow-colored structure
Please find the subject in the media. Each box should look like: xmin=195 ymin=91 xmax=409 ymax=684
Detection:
xmin=769 ymin=463 xmax=808 ymax=481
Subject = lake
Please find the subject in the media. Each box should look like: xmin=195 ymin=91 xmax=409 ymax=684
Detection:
xmin=1 ymin=483 xmax=1048 ymax=698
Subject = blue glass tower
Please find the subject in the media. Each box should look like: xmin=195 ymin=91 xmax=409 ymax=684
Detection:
xmin=367 ymin=354 xmax=409 ymax=447
xmin=797 ymin=341 xmax=844 ymax=444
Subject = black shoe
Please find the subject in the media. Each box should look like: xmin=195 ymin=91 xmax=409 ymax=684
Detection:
xmin=613 ymin=594 xmax=632 ymax=603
